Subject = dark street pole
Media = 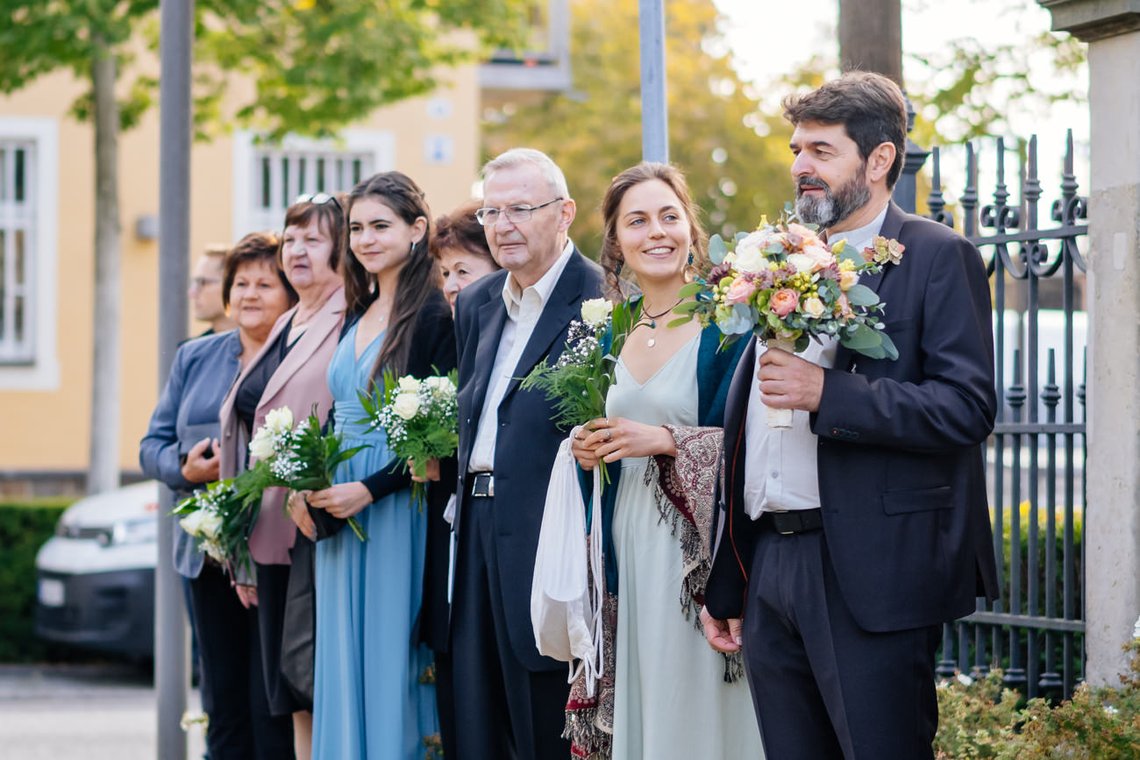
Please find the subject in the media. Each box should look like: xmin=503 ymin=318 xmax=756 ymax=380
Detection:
xmin=157 ymin=0 xmax=193 ymax=757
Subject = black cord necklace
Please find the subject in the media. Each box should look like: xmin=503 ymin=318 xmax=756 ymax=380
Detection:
xmin=642 ymin=298 xmax=683 ymax=329
xmin=641 ymin=298 xmax=683 ymax=347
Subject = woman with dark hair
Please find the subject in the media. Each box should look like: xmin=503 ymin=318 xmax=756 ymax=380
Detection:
xmin=219 ymin=196 xmax=347 ymax=760
xmin=568 ymin=163 xmax=762 ymax=759
xmin=306 ymin=172 xmax=455 ymax=759
xmin=429 ymin=198 xmax=500 ymax=314
xmin=141 ymin=233 xmax=296 ymax=759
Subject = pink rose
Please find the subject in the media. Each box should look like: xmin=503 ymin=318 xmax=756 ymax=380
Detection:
xmin=770 ymin=288 xmax=800 ymax=317
xmin=725 ymin=276 xmax=758 ymax=305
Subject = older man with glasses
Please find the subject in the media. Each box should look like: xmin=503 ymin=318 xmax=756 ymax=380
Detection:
xmin=450 ymin=148 xmax=604 ymax=759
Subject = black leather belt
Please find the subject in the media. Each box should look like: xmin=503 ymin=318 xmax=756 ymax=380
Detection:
xmin=469 ymin=472 xmax=494 ymax=498
xmin=758 ymin=508 xmax=823 ymax=535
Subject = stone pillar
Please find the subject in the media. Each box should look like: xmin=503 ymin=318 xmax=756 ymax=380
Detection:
xmin=1039 ymin=0 xmax=1140 ymax=685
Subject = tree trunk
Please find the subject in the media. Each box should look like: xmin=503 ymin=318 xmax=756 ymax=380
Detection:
xmin=87 ymin=31 xmax=121 ymax=495
xmin=838 ymin=0 xmax=903 ymax=84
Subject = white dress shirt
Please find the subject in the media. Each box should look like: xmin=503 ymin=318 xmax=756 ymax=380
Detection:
xmin=743 ymin=202 xmax=890 ymax=518
xmin=468 ymin=240 xmax=575 ymax=472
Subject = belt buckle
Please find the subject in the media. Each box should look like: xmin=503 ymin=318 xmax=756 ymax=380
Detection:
xmin=472 ymin=473 xmax=494 ymax=498
xmin=773 ymin=510 xmax=795 ymax=536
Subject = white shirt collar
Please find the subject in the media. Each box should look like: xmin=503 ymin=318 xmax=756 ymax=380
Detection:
xmin=501 ymin=239 xmax=575 ymax=317
xmin=827 ymin=201 xmax=890 ymax=254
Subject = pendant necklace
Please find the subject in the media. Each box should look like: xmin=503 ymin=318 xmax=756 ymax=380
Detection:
xmin=642 ymin=298 xmax=682 ymax=348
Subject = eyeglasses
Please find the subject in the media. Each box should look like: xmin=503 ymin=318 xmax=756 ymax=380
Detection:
xmin=294 ymin=193 xmax=343 ymax=212
xmin=190 ymin=276 xmax=221 ymax=289
xmin=474 ymin=197 xmax=563 ymax=227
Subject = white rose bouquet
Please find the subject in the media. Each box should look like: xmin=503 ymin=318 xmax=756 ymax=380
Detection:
xmin=674 ymin=209 xmax=906 ymax=428
xmin=245 ymin=405 xmax=370 ymax=541
xmin=358 ymin=369 xmax=459 ymax=510
xmin=520 ymin=297 xmax=640 ymax=484
xmin=173 ymin=477 xmax=263 ymax=576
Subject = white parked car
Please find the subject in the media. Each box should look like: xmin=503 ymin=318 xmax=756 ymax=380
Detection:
xmin=35 ymin=480 xmax=159 ymax=660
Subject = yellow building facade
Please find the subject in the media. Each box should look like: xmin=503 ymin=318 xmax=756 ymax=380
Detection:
xmin=0 ymin=64 xmax=484 ymax=493
xmin=0 ymin=2 xmax=570 ymax=495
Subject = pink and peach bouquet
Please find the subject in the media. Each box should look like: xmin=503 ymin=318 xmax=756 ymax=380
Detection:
xmin=674 ymin=212 xmax=906 ymax=361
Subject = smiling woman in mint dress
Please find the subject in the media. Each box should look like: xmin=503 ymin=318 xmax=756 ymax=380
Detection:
xmin=570 ymin=163 xmax=762 ymax=760
xmin=306 ymin=171 xmax=455 ymax=760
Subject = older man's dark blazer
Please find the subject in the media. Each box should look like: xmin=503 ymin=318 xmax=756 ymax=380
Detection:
xmin=706 ymin=203 xmax=1000 ymax=633
xmin=452 ymin=249 xmax=604 ymax=671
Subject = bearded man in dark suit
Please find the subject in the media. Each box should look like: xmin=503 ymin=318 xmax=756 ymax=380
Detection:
xmin=450 ymin=148 xmax=604 ymax=759
xmin=701 ymin=72 xmax=1000 ymax=760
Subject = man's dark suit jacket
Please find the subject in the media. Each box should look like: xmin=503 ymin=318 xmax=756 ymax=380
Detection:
xmin=452 ymin=249 xmax=604 ymax=671
xmin=705 ymin=203 xmax=1001 ymax=633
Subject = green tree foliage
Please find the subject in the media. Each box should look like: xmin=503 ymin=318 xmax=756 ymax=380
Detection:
xmin=484 ymin=0 xmax=795 ymax=256
xmin=0 ymin=0 xmax=531 ymax=139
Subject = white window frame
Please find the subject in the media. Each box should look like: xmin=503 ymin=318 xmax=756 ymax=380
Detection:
xmin=0 ymin=118 xmax=59 ymax=391
xmin=232 ymin=129 xmax=396 ymax=238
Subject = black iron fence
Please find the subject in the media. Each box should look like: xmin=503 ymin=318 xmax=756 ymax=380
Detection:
xmin=924 ymin=132 xmax=1089 ymax=700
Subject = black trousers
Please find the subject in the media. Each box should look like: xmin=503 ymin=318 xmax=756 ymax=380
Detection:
xmin=451 ymin=494 xmax=570 ymax=760
xmin=254 ymin=557 xmax=308 ymax=716
xmin=742 ymin=527 xmax=940 ymax=760
xmin=188 ymin=562 xmax=294 ymax=760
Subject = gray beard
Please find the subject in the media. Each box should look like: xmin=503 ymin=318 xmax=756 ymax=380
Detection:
xmin=795 ymin=175 xmax=872 ymax=229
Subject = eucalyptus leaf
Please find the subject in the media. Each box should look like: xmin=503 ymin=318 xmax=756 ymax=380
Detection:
xmin=844 ymin=283 xmax=879 ymax=307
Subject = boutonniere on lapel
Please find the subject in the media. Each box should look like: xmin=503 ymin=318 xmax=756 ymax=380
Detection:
xmin=670 ymin=210 xmax=905 ymax=427
xmin=519 ymin=297 xmax=640 ymax=484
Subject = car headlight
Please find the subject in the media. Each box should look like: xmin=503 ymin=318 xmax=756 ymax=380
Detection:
xmin=107 ymin=517 xmax=158 ymax=546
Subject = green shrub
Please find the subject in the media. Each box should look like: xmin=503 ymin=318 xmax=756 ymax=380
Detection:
xmin=935 ymin=641 xmax=1140 ymax=759
xmin=0 ymin=499 xmax=71 ymax=661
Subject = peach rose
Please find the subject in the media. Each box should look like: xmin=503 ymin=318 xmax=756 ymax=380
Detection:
xmin=725 ymin=276 xmax=758 ymax=305
xmin=770 ymin=288 xmax=800 ymax=317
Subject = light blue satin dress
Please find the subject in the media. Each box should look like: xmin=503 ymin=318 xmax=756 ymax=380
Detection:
xmin=312 ymin=323 xmax=437 ymax=759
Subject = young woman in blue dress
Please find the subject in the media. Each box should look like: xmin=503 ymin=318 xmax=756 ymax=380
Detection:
xmin=306 ymin=171 xmax=455 ymax=759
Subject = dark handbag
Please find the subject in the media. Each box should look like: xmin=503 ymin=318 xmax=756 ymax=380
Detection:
xmin=279 ymin=533 xmax=316 ymax=711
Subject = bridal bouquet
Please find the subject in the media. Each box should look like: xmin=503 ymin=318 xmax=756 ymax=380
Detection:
xmin=246 ymin=406 xmax=370 ymax=541
xmin=174 ymin=477 xmax=263 ymax=576
xmin=358 ymin=370 xmax=459 ymax=509
xmin=520 ymin=297 xmax=640 ymax=484
xmin=674 ymin=212 xmax=905 ymax=427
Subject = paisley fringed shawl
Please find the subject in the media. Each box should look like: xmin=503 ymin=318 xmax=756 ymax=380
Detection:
xmin=562 ymin=325 xmax=749 ymax=759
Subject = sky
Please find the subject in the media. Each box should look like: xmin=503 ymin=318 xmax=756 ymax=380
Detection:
xmin=710 ymin=0 xmax=1090 ymax=205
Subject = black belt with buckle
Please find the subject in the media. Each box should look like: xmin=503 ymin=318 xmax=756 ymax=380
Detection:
xmin=470 ymin=472 xmax=494 ymax=498
xmin=758 ymin=508 xmax=823 ymax=535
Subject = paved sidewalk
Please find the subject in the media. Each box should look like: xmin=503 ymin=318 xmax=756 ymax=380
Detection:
xmin=0 ymin=664 xmax=206 ymax=760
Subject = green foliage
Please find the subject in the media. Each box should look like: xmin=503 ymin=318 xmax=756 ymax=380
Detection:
xmin=484 ymin=0 xmax=794 ymax=257
xmin=0 ymin=499 xmax=72 ymax=661
xmin=0 ymin=0 xmax=532 ymax=140
xmin=934 ymin=641 xmax=1140 ymax=759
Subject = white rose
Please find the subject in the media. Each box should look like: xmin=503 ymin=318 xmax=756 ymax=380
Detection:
xmin=424 ymin=376 xmax=445 ymax=390
xmin=248 ymin=428 xmax=276 ymax=461
xmin=580 ymin=298 xmax=613 ymax=327
xmin=198 ymin=511 xmax=223 ymax=540
xmin=179 ymin=511 xmax=205 ymax=537
xmin=839 ymin=270 xmax=859 ymax=291
xmin=803 ymin=296 xmax=826 ymax=318
xmin=393 ymin=392 xmax=421 ymax=420
xmin=732 ymin=231 xmax=770 ymax=273
xmin=786 ymin=253 xmax=816 ymax=274
xmin=263 ymin=407 xmax=294 ymax=436
xmin=200 ymin=539 xmax=227 ymax=564
xmin=397 ymin=376 xmax=422 ymax=393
